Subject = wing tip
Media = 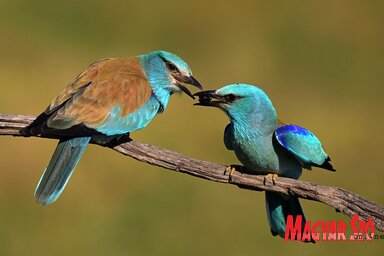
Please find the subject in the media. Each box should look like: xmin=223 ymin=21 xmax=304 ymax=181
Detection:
xmin=324 ymin=156 xmax=336 ymax=171
xmin=314 ymin=157 xmax=336 ymax=172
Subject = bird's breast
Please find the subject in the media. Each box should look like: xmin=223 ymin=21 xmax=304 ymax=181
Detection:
xmin=232 ymin=128 xmax=302 ymax=178
xmin=92 ymin=96 xmax=161 ymax=136
xmin=233 ymin=132 xmax=278 ymax=173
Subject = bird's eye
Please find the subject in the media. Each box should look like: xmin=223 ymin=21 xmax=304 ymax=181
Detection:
xmin=225 ymin=94 xmax=237 ymax=102
xmin=166 ymin=62 xmax=179 ymax=72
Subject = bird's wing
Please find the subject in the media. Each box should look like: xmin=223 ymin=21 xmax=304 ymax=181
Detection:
xmin=224 ymin=123 xmax=234 ymax=150
xmin=45 ymin=57 xmax=153 ymax=130
xmin=274 ymin=125 xmax=335 ymax=171
xmin=44 ymin=58 xmax=113 ymax=114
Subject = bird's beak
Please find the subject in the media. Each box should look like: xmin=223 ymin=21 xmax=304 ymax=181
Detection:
xmin=175 ymin=75 xmax=203 ymax=99
xmin=193 ymin=90 xmax=224 ymax=107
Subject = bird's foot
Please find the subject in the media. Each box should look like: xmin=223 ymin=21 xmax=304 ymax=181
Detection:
xmin=225 ymin=165 xmax=250 ymax=182
xmin=92 ymin=133 xmax=131 ymax=147
xmin=225 ymin=166 xmax=236 ymax=176
xmin=225 ymin=166 xmax=236 ymax=182
xmin=225 ymin=165 xmax=249 ymax=182
xmin=263 ymin=173 xmax=278 ymax=185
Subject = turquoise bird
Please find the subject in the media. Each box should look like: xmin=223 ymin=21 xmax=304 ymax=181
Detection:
xmin=22 ymin=50 xmax=202 ymax=205
xmin=194 ymin=84 xmax=335 ymax=241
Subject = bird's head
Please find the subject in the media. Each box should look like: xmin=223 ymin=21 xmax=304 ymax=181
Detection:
xmin=194 ymin=84 xmax=277 ymax=124
xmin=140 ymin=50 xmax=203 ymax=99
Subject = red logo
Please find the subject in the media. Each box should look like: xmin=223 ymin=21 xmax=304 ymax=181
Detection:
xmin=284 ymin=215 xmax=379 ymax=242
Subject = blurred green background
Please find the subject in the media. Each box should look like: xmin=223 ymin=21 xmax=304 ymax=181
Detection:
xmin=0 ymin=0 xmax=383 ymax=255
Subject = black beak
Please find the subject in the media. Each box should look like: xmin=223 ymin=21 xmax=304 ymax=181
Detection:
xmin=175 ymin=75 xmax=203 ymax=99
xmin=193 ymin=90 xmax=224 ymax=107
xmin=184 ymin=76 xmax=203 ymax=90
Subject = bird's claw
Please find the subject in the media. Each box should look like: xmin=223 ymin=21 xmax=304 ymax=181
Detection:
xmin=263 ymin=173 xmax=278 ymax=185
xmin=225 ymin=166 xmax=236 ymax=182
xmin=225 ymin=166 xmax=236 ymax=176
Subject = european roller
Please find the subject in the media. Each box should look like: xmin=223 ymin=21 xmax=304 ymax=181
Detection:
xmin=194 ymin=84 xmax=335 ymax=242
xmin=22 ymin=50 xmax=203 ymax=205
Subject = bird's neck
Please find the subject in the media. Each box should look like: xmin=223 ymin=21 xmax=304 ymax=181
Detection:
xmin=228 ymin=99 xmax=279 ymax=136
xmin=139 ymin=54 xmax=172 ymax=111
xmin=150 ymin=87 xmax=171 ymax=113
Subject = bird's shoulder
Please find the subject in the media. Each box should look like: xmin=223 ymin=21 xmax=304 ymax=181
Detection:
xmin=43 ymin=57 xmax=154 ymax=129
xmin=224 ymin=123 xmax=234 ymax=150
xmin=47 ymin=57 xmax=151 ymax=113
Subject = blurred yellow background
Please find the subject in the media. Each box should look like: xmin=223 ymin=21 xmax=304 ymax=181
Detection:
xmin=0 ymin=0 xmax=383 ymax=255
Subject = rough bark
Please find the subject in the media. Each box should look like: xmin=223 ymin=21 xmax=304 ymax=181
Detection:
xmin=1 ymin=113 xmax=383 ymax=231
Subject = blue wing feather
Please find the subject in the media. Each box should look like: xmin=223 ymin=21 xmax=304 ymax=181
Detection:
xmin=275 ymin=125 xmax=330 ymax=168
xmin=224 ymin=123 xmax=234 ymax=150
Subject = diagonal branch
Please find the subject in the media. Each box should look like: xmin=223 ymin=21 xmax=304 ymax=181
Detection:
xmin=1 ymin=113 xmax=383 ymax=231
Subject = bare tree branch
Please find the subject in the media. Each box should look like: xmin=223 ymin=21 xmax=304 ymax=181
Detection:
xmin=1 ymin=113 xmax=383 ymax=231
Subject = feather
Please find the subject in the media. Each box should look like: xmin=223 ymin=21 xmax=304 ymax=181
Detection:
xmin=275 ymin=125 xmax=335 ymax=171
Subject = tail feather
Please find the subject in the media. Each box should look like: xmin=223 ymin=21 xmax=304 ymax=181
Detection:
xmin=35 ymin=136 xmax=91 ymax=205
xmin=265 ymin=191 xmax=314 ymax=243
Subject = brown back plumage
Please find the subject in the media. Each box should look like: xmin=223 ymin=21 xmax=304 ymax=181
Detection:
xmin=44 ymin=57 xmax=153 ymax=129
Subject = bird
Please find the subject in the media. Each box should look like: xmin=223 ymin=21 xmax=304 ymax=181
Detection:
xmin=22 ymin=50 xmax=203 ymax=206
xmin=194 ymin=84 xmax=335 ymax=242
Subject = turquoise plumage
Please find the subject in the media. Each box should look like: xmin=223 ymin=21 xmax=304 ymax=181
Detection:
xmin=35 ymin=137 xmax=91 ymax=205
xmin=23 ymin=50 xmax=202 ymax=205
xmin=194 ymin=84 xmax=335 ymax=242
xmin=275 ymin=125 xmax=334 ymax=171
